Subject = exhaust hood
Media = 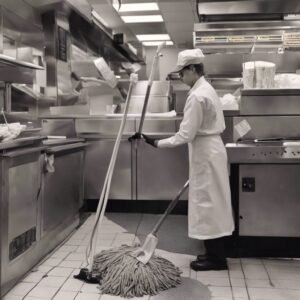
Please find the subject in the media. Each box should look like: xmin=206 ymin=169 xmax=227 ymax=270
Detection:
xmin=197 ymin=0 xmax=300 ymax=22
xmin=194 ymin=20 xmax=300 ymax=54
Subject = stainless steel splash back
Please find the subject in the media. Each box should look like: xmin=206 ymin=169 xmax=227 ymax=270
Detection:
xmin=42 ymin=11 xmax=58 ymax=102
xmin=117 ymin=80 xmax=172 ymax=113
xmin=203 ymin=52 xmax=300 ymax=77
xmin=232 ymin=116 xmax=300 ymax=142
xmin=41 ymin=10 xmax=73 ymax=106
xmin=239 ymin=89 xmax=300 ymax=116
xmin=56 ymin=13 xmax=73 ymax=104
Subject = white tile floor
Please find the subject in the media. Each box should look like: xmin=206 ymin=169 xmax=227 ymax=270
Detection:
xmin=3 ymin=213 xmax=300 ymax=300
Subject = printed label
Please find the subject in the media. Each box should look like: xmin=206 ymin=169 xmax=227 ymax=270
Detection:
xmin=234 ymin=119 xmax=251 ymax=138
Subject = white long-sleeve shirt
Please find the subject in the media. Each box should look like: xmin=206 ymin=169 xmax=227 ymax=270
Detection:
xmin=157 ymin=76 xmax=225 ymax=148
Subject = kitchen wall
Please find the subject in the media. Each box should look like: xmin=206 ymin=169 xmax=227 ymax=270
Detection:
xmin=145 ymin=47 xmax=184 ymax=81
xmin=0 ymin=0 xmax=41 ymax=27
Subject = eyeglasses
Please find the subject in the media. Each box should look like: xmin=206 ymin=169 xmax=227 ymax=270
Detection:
xmin=179 ymin=66 xmax=191 ymax=78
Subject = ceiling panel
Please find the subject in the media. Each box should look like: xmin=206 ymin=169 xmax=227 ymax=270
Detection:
xmin=162 ymin=11 xmax=195 ymax=21
xmin=165 ymin=22 xmax=194 ymax=32
xmin=129 ymin=23 xmax=167 ymax=35
xmin=159 ymin=2 xmax=195 ymax=13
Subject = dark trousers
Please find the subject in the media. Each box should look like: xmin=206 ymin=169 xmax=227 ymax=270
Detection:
xmin=204 ymin=236 xmax=227 ymax=264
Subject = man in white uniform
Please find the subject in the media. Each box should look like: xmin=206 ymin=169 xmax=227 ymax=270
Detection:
xmin=142 ymin=49 xmax=234 ymax=271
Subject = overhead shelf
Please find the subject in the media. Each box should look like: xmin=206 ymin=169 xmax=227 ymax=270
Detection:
xmin=69 ymin=10 xmax=144 ymax=64
xmin=0 ymin=55 xmax=44 ymax=70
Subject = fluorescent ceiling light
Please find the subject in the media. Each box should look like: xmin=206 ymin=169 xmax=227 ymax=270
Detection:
xmin=113 ymin=3 xmax=159 ymax=12
xmin=136 ymin=34 xmax=170 ymax=41
xmin=121 ymin=15 xmax=163 ymax=23
xmin=128 ymin=43 xmax=138 ymax=55
xmin=143 ymin=41 xmax=174 ymax=46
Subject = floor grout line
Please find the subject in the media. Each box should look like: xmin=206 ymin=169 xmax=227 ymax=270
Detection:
xmin=240 ymin=259 xmax=251 ymax=300
xmin=262 ymin=259 xmax=275 ymax=288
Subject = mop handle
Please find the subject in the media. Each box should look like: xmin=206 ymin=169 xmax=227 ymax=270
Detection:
xmin=87 ymin=74 xmax=137 ymax=270
xmin=137 ymin=42 xmax=165 ymax=135
xmin=151 ymin=180 xmax=189 ymax=236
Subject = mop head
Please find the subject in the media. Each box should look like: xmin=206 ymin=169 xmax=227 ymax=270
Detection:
xmin=92 ymin=244 xmax=182 ymax=298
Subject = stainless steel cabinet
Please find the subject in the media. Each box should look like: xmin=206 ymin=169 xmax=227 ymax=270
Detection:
xmin=80 ymin=117 xmax=190 ymax=201
xmin=42 ymin=143 xmax=86 ymax=235
xmin=137 ymin=141 xmax=189 ymax=200
xmin=0 ymin=147 xmax=44 ymax=296
xmin=239 ymin=164 xmax=300 ymax=237
xmin=84 ymin=139 xmax=132 ymax=200
xmin=83 ymin=138 xmax=189 ymax=201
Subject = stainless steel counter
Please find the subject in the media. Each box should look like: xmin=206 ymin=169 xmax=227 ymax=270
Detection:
xmin=75 ymin=116 xmax=180 ymax=137
xmin=0 ymin=136 xmax=46 ymax=151
xmin=41 ymin=110 xmax=239 ymax=119
xmin=39 ymin=114 xmax=236 ymax=202
xmin=226 ymin=142 xmax=300 ymax=163
xmin=42 ymin=137 xmax=84 ymax=146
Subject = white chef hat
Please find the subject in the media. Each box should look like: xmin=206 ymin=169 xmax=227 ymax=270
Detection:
xmin=172 ymin=48 xmax=205 ymax=73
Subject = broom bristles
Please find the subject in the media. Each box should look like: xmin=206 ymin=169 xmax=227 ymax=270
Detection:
xmin=92 ymin=245 xmax=182 ymax=298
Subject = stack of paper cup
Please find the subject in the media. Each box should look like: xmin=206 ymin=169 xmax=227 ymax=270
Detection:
xmin=242 ymin=62 xmax=255 ymax=89
xmin=243 ymin=61 xmax=276 ymax=89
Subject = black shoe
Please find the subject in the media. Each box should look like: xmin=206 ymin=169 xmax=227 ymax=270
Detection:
xmin=196 ymin=254 xmax=208 ymax=261
xmin=190 ymin=259 xmax=228 ymax=271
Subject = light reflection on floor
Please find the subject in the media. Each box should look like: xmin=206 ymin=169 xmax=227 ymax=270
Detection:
xmin=4 ymin=213 xmax=300 ymax=300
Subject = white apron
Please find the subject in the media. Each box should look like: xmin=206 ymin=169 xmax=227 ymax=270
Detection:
xmin=188 ymin=134 xmax=234 ymax=240
xmin=157 ymin=76 xmax=234 ymax=240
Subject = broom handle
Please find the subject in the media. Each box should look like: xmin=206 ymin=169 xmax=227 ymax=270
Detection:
xmin=151 ymin=180 xmax=189 ymax=236
xmin=87 ymin=74 xmax=137 ymax=270
xmin=137 ymin=42 xmax=165 ymax=135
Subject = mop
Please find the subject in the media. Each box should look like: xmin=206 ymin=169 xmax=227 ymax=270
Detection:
xmin=75 ymin=43 xmax=185 ymax=298
xmin=92 ymin=181 xmax=189 ymax=298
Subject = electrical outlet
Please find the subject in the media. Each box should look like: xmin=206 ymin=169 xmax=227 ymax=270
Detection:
xmin=242 ymin=177 xmax=255 ymax=192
